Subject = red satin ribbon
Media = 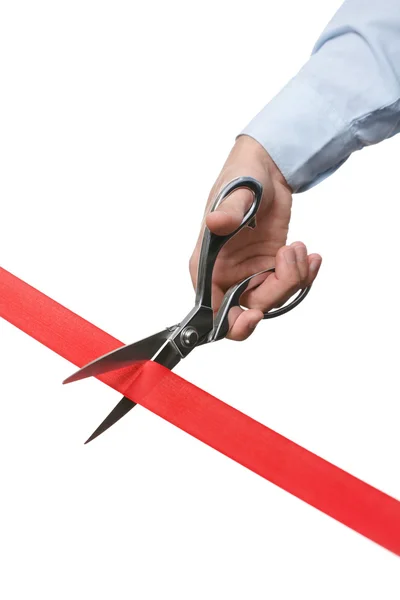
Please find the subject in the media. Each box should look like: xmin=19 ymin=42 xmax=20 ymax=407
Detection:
xmin=1 ymin=266 xmax=399 ymax=555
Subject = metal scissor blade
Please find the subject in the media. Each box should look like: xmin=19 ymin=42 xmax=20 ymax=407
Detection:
xmin=84 ymin=341 xmax=182 ymax=443
xmin=63 ymin=329 xmax=174 ymax=384
xmin=84 ymin=396 xmax=136 ymax=444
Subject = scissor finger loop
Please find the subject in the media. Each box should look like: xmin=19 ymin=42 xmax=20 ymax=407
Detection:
xmin=209 ymin=268 xmax=311 ymax=341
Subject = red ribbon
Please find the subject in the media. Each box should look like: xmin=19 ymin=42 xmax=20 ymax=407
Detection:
xmin=1 ymin=266 xmax=399 ymax=555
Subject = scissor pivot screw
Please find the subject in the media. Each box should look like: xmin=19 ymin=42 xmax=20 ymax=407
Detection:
xmin=180 ymin=327 xmax=199 ymax=348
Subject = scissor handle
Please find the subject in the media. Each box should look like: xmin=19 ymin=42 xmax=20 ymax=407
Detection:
xmin=209 ymin=268 xmax=312 ymax=342
xmin=195 ymin=177 xmax=263 ymax=309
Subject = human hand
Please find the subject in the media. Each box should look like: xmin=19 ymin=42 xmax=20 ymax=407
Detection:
xmin=189 ymin=135 xmax=322 ymax=341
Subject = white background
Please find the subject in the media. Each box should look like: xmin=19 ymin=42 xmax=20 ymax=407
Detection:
xmin=0 ymin=1 xmax=399 ymax=598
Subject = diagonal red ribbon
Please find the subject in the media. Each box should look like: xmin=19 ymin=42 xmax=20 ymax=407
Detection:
xmin=0 ymin=266 xmax=399 ymax=555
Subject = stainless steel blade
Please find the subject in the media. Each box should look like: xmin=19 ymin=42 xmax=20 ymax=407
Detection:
xmin=84 ymin=396 xmax=137 ymax=444
xmin=63 ymin=329 xmax=174 ymax=384
xmin=84 ymin=341 xmax=182 ymax=443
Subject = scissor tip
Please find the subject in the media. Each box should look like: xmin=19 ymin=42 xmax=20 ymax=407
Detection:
xmin=63 ymin=371 xmax=86 ymax=385
xmin=84 ymin=431 xmax=99 ymax=445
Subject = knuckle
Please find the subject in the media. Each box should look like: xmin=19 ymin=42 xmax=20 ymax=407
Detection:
xmin=286 ymin=273 xmax=301 ymax=288
xmin=298 ymin=271 xmax=308 ymax=286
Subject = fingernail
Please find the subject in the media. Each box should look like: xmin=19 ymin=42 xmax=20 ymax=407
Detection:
xmin=293 ymin=244 xmax=307 ymax=263
xmin=310 ymin=259 xmax=320 ymax=273
xmin=284 ymin=248 xmax=296 ymax=265
xmin=249 ymin=317 xmax=261 ymax=331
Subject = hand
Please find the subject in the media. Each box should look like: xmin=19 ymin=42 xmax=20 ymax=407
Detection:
xmin=189 ymin=135 xmax=322 ymax=341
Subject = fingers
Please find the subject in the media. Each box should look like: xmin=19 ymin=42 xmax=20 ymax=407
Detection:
xmin=226 ymin=242 xmax=322 ymax=341
xmin=307 ymin=253 xmax=323 ymax=285
xmin=247 ymin=242 xmax=321 ymax=311
xmin=226 ymin=307 xmax=264 ymax=342
xmin=292 ymin=242 xmax=308 ymax=282
xmin=205 ymin=187 xmax=254 ymax=236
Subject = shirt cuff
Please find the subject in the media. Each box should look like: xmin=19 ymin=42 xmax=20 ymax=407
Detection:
xmin=240 ymin=76 xmax=356 ymax=193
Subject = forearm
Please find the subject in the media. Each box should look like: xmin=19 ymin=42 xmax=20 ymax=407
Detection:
xmin=240 ymin=0 xmax=400 ymax=192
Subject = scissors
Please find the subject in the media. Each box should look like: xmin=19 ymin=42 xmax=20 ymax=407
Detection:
xmin=63 ymin=176 xmax=311 ymax=443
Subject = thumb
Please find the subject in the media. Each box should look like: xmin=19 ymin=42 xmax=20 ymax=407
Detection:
xmin=205 ymin=186 xmax=254 ymax=236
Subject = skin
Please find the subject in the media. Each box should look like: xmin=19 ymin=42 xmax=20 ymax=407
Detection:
xmin=189 ymin=135 xmax=322 ymax=341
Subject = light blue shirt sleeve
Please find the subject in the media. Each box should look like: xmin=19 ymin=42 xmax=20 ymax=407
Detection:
xmin=240 ymin=0 xmax=400 ymax=192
